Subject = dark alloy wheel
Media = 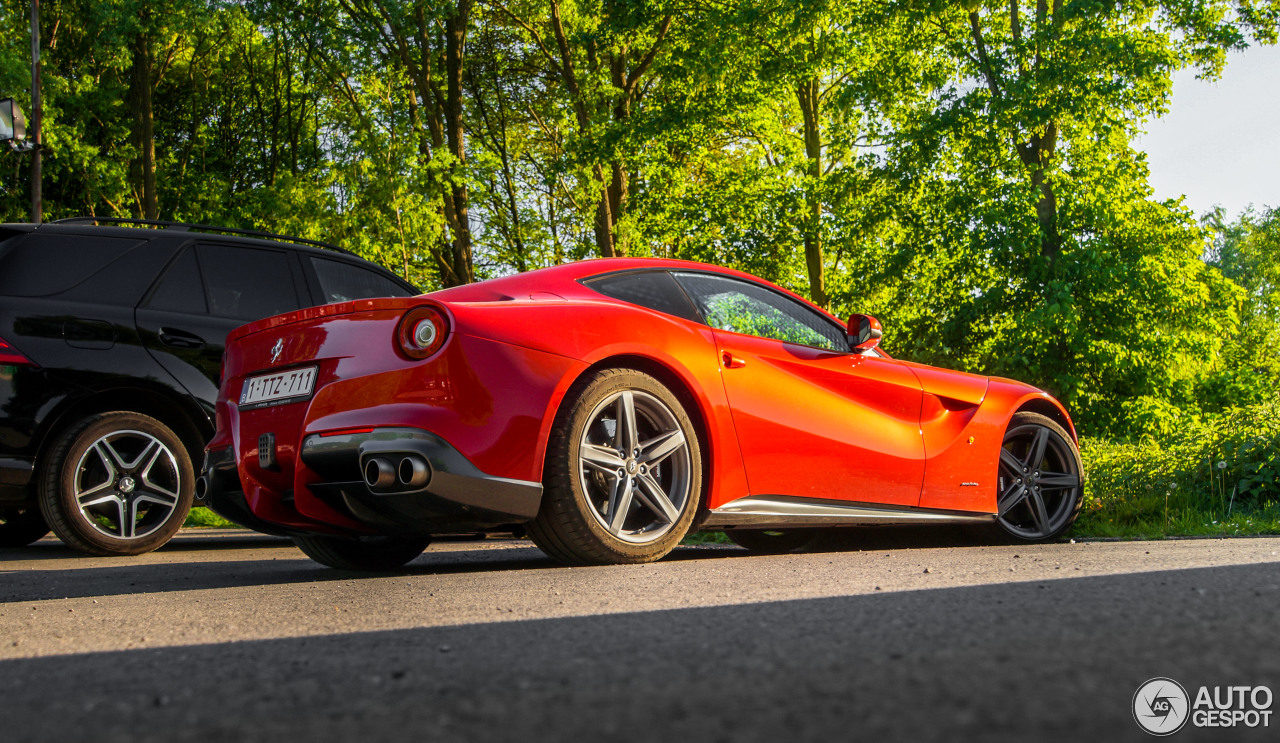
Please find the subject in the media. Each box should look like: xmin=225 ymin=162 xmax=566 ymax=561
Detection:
xmin=39 ymin=412 xmax=195 ymax=556
xmin=293 ymin=534 xmax=431 ymax=571
xmin=0 ymin=506 xmax=50 ymax=547
xmin=725 ymin=529 xmax=817 ymax=554
xmin=527 ymin=368 xmax=703 ymax=565
xmin=992 ymin=411 xmax=1083 ymax=542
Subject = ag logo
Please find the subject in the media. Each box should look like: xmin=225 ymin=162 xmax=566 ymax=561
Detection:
xmin=1134 ymin=677 xmax=1190 ymax=736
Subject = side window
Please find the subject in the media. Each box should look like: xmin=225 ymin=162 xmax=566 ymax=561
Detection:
xmin=145 ymin=248 xmax=207 ymax=314
xmin=673 ymin=272 xmax=848 ymax=352
xmin=196 ymin=244 xmax=302 ymax=321
xmin=583 ymin=271 xmax=701 ymax=322
xmin=0 ymin=234 xmax=142 ymax=297
xmin=311 ymin=257 xmax=414 ymax=303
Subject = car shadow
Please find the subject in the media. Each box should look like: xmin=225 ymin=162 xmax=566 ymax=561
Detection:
xmin=3 ymin=562 xmax=1278 ymax=743
xmin=0 ymin=525 xmax=1025 ymax=604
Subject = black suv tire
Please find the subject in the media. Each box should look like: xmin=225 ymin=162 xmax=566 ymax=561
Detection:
xmin=39 ymin=412 xmax=195 ymax=556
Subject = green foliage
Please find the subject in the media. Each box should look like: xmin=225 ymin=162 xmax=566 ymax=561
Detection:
xmin=1076 ymin=401 xmax=1280 ymax=537
xmin=1198 ymin=206 xmax=1280 ymax=409
xmin=183 ymin=506 xmax=238 ymax=528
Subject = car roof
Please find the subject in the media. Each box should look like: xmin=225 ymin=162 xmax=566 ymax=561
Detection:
xmin=0 ymin=221 xmax=362 ymax=262
xmin=0 ymin=221 xmax=419 ymax=292
xmin=432 ymin=257 xmax=845 ymax=326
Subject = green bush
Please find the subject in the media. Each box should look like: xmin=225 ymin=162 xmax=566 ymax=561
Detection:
xmin=1075 ymin=401 xmax=1280 ymax=537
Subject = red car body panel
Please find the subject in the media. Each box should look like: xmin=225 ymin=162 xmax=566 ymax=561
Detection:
xmin=712 ymin=330 xmax=925 ymax=507
xmin=206 ymin=258 xmax=1077 ymax=537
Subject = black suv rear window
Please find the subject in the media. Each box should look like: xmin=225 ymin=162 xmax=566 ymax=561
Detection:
xmin=311 ymin=257 xmax=413 ymax=303
xmin=0 ymin=233 xmax=143 ymax=297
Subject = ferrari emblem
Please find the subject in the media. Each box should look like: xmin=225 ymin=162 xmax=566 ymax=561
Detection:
xmin=270 ymin=338 xmax=284 ymax=364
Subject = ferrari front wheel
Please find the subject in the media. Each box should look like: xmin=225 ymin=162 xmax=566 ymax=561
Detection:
xmin=529 ymin=368 xmax=702 ymax=565
xmin=990 ymin=411 xmax=1083 ymax=542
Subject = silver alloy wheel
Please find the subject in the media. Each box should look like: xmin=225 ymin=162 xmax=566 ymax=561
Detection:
xmin=72 ymin=429 xmax=182 ymax=540
xmin=996 ymin=423 xmax=1081 ymax=539
xmin=577 ymin=389 xmax=692 ymax=544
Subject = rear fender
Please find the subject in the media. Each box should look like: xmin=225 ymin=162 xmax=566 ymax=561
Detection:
xmin=540 ymin=325 xmax=749 ymax=511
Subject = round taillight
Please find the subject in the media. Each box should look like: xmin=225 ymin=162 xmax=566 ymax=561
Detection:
xmin=397 ymin=306 xmax=448 ymax=359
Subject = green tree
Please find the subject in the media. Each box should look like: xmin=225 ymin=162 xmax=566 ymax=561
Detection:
xmin=1201 ymin=206 xmax=1280 ymax=409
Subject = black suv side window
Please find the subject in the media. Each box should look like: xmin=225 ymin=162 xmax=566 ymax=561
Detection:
xmin=145 ymin=248 xmax=208 ymax=314
xmin=584 ymin=271 xmax=702 ymax=322
xmin=311 ymin=257 xmax=414 ymax=303
xmin=196 ymin=244 xmax=301 ymax=320
xmin=672 ymin=272 xmax=848 ymax=352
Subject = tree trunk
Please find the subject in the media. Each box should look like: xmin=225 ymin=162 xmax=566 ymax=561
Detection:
xmin=593 ymin=163 xmax=617 ymax=258
xmin=1015 ymin=122 xmax=1061 ymax=260
xmin=128 ymin=28 xmax=157 ymax=220
xmin=443 ymin=0 xmax=475 ymax=285
xmin=797 ymin=78 xmax=827 ymax=308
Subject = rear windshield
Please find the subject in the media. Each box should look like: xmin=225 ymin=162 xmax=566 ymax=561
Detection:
xmin=0 ymin=233 xmax=144 ymax=297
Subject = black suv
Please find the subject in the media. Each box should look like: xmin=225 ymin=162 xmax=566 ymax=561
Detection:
xmin=0 ymin=219 xmax=418 ymax=555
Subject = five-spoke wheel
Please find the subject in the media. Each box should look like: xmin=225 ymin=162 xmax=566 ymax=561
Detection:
xmin=39 ymin=412 xmax=194 ymax=555
xmin=529 ymin=368 xmax=702 ymax=564
xmin=577 ymin=388 xmax=693 ymax=544
xmin=992 ymin=411 xmax=1083 ymax=542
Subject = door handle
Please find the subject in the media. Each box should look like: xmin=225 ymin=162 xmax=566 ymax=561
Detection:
xmin=721 ymin=350 xmax=747 ymax=369
xmin=158 ymin=327 xmax=206 ymax=349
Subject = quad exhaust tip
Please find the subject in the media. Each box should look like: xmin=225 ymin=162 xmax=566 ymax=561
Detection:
xmin=363 ymin=457 xmax=397 ymax=490
xmin=363 ymin=454 xmax=431 ymax=492
xmin=398 ymin=455 xmax=430 ymax=489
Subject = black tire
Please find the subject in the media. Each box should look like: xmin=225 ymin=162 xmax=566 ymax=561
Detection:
xmin=293 ymin=534 xmax=430 ymax=571
xmin=724 ymin=528 xmax=818 ymax=554
xmin=38 ymin=412 xmax=195 ymax=556
xmin=0 ymin=506 xmax=50 ymax=547
xmin=978 ymin=411 xmax=1084 ymax=543
xmin=527 ymin=368 xmax=703 ymax=565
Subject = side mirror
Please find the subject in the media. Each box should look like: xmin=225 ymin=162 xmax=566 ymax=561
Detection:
xmin=847 ymin=314 xmax=883 ymax=353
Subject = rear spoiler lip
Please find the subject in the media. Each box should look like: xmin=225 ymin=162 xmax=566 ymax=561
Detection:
xmin=226 ymin=295 xmax=439 ymax=345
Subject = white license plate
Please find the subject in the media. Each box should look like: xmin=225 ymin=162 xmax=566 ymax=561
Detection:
xmin=239 ymin=366 xmax=318 ymax=408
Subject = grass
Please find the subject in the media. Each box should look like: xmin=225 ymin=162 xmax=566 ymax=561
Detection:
xmin=1071 ymin=402 xmax=1280 ymax=539
xmin=183 ymin=507 xmax=238 ymax=529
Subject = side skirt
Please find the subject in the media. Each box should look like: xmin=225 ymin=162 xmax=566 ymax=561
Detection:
xmin=703 ymin=495 xmax=997 ymax=529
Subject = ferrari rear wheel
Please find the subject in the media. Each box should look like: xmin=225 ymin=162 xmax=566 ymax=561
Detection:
xmin=528 ymin=368 xmax=702 ymax=565
xmin=293 ymin=534 xmax=431 ymax=571
xmin=990 ymin=412 xmax=1083 ymax=542
xmin=725 ymin=528 xmax=817 ymax=554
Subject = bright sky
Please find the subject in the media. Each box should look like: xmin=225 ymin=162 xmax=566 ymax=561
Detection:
xmin=1133 ymin=43 xmax=1280 ymax=219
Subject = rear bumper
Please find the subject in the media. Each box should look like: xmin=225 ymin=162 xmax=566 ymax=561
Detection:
xmin=202 ymin=427 xmax=543 ymax=537
xmin=201 ymin=446 xmax=299 ymax=537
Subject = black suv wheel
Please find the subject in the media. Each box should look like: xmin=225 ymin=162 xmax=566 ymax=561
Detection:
xmin=39 ymin=412 xmax=195 ymax=556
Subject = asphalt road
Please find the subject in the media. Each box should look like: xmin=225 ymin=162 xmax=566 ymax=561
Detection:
xmin=2 ymin=528 xmax=1279 ymax=743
